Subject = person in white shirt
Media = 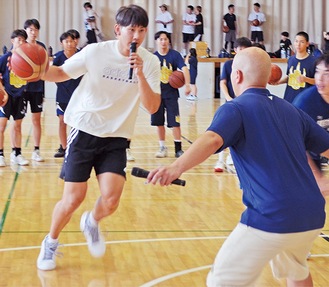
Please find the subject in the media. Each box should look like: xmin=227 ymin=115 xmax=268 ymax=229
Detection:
xmin=182 ymin=5 xmax=196 ymax=57
xmin=247 ymin=2 xmax=266 ymax=45
xmin=155 ymin=4 xmax=174 ymax=45
xmin=37 ymin=4 xmax=161 ymax=271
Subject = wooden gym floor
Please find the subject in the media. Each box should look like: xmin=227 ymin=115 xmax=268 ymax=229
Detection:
xmin=0 ymin=97 xmax=329 ymax=287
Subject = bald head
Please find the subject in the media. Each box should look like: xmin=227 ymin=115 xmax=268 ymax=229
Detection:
xmin=231 ymin=47 xmax=271 ymax=96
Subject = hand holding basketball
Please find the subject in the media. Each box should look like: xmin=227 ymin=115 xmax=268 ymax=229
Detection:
xmin=169 ymin=70 xmax=185 ymax=89
xmin=252 ymin=19 xmax=260 ymax=26
xmin=10 ymin=42 xmax=49 ymax=82
xmin=0 ymin=88 xmax=8 ymax=107
xmin=268 ymin=64 xmax=282 ymax=84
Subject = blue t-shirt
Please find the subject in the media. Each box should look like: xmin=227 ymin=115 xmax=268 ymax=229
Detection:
xmin=220 ymin=59 xmax=234 ymax=99
xmin=283 ymin=54 xmax=316 ymax=103
xmin=53 ymin=50 xmax=82 ymax=104
xmin=0 ymin=52 xmax=27 ymax=97
xmin=24 ymin=41 xmax=46 ymax=93
xmin=293 ymin=86 xmax=329 ymax=162
xmin=188 ymin=55 xmax=198 ymax=83
xmin=154 ymin=49 xmax=186 ymax=99
xmin=207 ymin=88 xmax=329 ymax=233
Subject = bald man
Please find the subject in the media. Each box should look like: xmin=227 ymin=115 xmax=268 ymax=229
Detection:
xmin=147 ymin=47 xmax=329 ymax=286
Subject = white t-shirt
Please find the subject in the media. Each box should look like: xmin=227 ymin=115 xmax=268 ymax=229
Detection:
xmin=62 ymin=40 xmax=161 ymax=138
xmin=155 ymin=11 xmax=174 ymax=33
xmin=182 ymin=13 xmax=196 ymax=34
xmin=248 ymin=11 xmax=266 ymax=31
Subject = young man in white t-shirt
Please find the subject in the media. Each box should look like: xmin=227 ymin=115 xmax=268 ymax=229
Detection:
xmin=37 ymin=4 xmax=161 ymax=271
xmin=155 ymin=4 xmax=174 ymax=45
xmin=182 ymin=5 xmax=196 ymax=57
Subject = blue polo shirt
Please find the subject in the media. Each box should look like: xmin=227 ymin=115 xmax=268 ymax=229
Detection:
xmin=207 ymin=88 xmax=329 ymax=233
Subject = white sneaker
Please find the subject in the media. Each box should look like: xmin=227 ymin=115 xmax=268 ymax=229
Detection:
xmin=32 ymin=150 xmax=44 ymax=162
xmin=155 ymin=146 xmax=168 ymax=158
xmin=126 ymin=149 xmax=135 ymax=161
xmin=80 ymin=211 xmax=106 ymax=258
xmin=37 ymin=235 xmax=60 ymax=271
xmin=0 ymin=155 xmax=6 ymax=167
xmin=214 ymin=160 xmax=224 ymax=172
xmin=11 ymin=153 xmax=29 ymax=166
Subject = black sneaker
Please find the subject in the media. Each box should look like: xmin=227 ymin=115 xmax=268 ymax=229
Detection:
xmin=54 ymin=145 xmax=65 ymax=158
xmin=175 ymin=150 xmax=184 ymax=158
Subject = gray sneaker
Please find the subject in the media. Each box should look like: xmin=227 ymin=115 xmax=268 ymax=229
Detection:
xmin=37 ymin=235 xmax=60 ymax=271
xmin=80 ymin=211 xmax=106 ymax=257
xmin=155 ymin=146 xmax=168 ymax=158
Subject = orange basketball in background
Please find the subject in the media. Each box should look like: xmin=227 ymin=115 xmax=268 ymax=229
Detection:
xmin=252 ymin=19 xmax=260 ymax=26
xmin=222 ymin=26 xmax=229 ymax=33
xmin=10 ymin=43 xmax=49 ymax=82
xmin=268 ymin=64 xmax=282 ymax=84
xmin=169 ymin=70 xmax=185 ymax=89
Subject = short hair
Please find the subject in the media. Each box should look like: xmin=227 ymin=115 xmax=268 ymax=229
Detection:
xmin=83 ymin=2 xmax=92 ymax=9
xmin=67 ymin=29 xmax=80 ymax=39
xmin=60 ymin=31 xmax=74 ymax=42
xmin=228 ymin=4 xmax=235 ymax=9
xmin=254 ymin=3 xmax=261 ymax=8
xmin=154 ymin=30 xmax=170 ymax=41
xmin=296 ymin=31 xmax=309 ymax=42
xmin=252 ymin=42 xmax=266 ymax=51
xmin=24 ymin=18 xmax=40 ymax=30
xmin=281 ymin=31 xmax=289 ymax=37
xmin=315 ymin=52 xmax=329 ymax=68
xmin=196 ymin=6 xmax=202 ymax=12
xmin=187 ymin=5 xmax=194 ymax=11
xmin=115 ymin=5 xmax=149 ymax=27
xmin=11 ymin=29 xmax=27 ymax=40
xmin=234 ymin=37 xmax=252 ymax=48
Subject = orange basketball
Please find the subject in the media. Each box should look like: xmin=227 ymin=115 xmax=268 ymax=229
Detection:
xmin=268 ymin=64 xmax=282 ymax=84
xmin=169 ymin=70 xmax=185 ymax=89
xmin=10 ymin=43 xmax=49 ymax=82
xmin=222 ymin=26 xmax=229 ymax=33
xmin=252 ymin=19 xmax=260 ymax=26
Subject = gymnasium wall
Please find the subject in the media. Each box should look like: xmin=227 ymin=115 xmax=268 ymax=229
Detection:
xmin=0 ymin=0 xmax=328 ymax=56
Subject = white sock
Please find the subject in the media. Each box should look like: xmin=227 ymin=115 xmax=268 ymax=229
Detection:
xmin=88 ymin=212 xmax=98 ymax=227
xmin=159 ymin=141 xmax=166 ymax=148
xmin=47 ymin=235 xmax=58 ymax=244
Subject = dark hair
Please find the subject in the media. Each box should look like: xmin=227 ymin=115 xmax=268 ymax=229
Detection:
xmin=11 ymin=29 xmax=27 ymax=40
xmin=234 ymin=37 xmax=252 ymax=48
xmin=24 ymin=18 xmax=40 ymax=30
xmin=154 ymin=31 xmax=170 ymax=40
xmin=296 ymin=31 xmax=309 ymax=42
xmin=196 ymin=6 xmax=202 ymax=12
xmin=60 ymin=32 xmax=74 ymax=42
xmin=254 ymin=3 xmax=261 ymax=8
xmin=189 ymin=48 xmax=197 ymax=58
xmin=315 ymin=53 xmax=329 ymax=68
xmin=67 ymin=29 xmax=80 ymax=39
xmin=228 ymin=4 xmax=235 ymax=9
xmin=116 ymin=5 xmax=149 ymax=27
xmin=281 ymin=31 xmax=289 ymax=37
xmin=83 ymin=2 xmax=92 ymax=9
xmin=252 ymin=42 xmax=266 ymax=51
xmin=187 ymin=5 xmax=194 ymax=11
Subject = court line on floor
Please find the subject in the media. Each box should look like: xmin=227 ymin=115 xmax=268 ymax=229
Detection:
xmin=139 ymin=265 xmax=212 ymax=287
xmin=0 ymin=167 xmax=21 ymax=235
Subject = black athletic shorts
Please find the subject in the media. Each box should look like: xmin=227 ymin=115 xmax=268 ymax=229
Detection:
xmin=23 ymin=91 xmax=44 ymax=113
xmin=60 ymin=128 xmax=128 ymax=182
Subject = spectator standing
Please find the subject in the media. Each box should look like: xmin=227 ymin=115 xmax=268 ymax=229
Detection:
xmin=194 ymin=6 xmax=204 ymax=41
xmin=185 ymin=48 xmax=198 ymax=101
xmin=223 ymin=4 xmax=237 ymax=52
xmin=248 ymin=3 xmax=266 ymax=45
xmin=182 ymin=5 xmax=196 ymax=57
xmin=155 ymin=4 xmax=174 ymax=45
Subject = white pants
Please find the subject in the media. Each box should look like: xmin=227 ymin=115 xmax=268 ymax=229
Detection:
xmin=207 ymin=223 xmax=321 ymax=287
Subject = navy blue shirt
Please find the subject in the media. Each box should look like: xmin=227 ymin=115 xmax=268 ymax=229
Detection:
xmin=0 ymin=52 xmax=27 ymax=97
xmin=208 ymin=88 xmax=329 ymax=233
xmin=283 ymin=54 xmax=316 ymax=103
xmin=53 ymin=50 xmax=82 ymax=104
xmin=220 ymin=59 xmax=234 ymax=99
xmin=154 ymin=49 xmax=186 ymax=99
